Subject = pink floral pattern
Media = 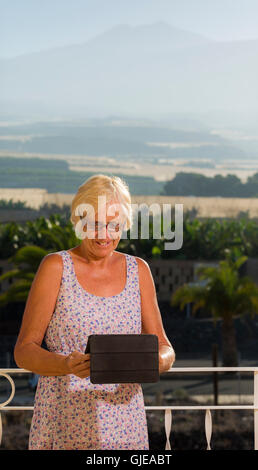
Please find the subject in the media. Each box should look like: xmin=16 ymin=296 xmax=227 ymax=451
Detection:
xmin=28 ymin=250 xmax=149 ymax=450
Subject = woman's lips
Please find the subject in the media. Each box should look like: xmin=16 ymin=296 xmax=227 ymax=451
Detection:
xmin=95 ymin=241 xmax=112 ymax=247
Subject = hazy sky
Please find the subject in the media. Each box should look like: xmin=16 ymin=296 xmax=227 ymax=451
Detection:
xmin=1 ymin=0 xmax=258 ymax=58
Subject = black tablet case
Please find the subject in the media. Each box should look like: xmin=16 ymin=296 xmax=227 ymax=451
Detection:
xmin=85 ymin=334 xmax=160 ymax=384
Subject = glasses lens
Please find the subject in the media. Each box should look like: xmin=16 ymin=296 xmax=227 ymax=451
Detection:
xmin=86 ymin=222 xmax=97 ymax=231
xmin=107 ymin=223 xmax=118 ymax=232
xmin=85 ymin=220 xmax=126 ymax=234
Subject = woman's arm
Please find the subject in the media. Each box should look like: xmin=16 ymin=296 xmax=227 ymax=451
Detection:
xmin=14 ymin=254 xmax=89 ymax=377
xmin=136 ymin=257 xmax=176 ymax=374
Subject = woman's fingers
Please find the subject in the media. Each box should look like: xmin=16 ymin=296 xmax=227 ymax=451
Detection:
xmin=68 ymin=351 xmax=90 ymax=366
xmin=74 ymin=365 xmax=91 ymax=378
xmin=71 ymin=353 xmax=90 ymax=375
xmin=65 ymin=351 xmax=91 ymax=376
xmin=73 ymin=362 xmax=90 ymax=373
xmin=69 ymin=361 xmax=90 ymax=376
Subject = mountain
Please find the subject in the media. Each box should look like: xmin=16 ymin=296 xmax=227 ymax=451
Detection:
xmin=0 ymin=22 xmax=257 ymax=120
xmin=84 ymin=22 xmax=213 ymax=51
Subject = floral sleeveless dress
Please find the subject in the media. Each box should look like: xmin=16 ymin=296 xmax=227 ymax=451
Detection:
xmin=28 ymin=250 xmax=149 ymax=450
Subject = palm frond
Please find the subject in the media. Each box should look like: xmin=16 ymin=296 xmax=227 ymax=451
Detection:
xmin=0 ymin=269 xmax=21 ymax=281
xmin=171 ymin=283 xmax=208 ymax=314
xmin=0 ymin=279 xmax=32 ymax=306
xmin=171 ymin=255 xmax=258 ymax=322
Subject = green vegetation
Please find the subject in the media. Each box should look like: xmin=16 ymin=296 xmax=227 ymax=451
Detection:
xmin=171 ymin=254 xmax=258 ymax=366
xmin=1 ymin=155 xmax=258 ymax=196
xmin=0 ymin=213 xmax=79 ymax=306
xmin=2 ymin=156 xmax=258 ymax=197
xmin=161 ymin=172 xmax=258 ymax=197
xmin=1 ymin=212 xmax=258 ymax=366
xmin=0 ymin=199 xmax=31 ymax=210
xmin=1 ymin=210 xmax=258 ymax=260
xmin=0 ymin=156 xmax=164 ymax=195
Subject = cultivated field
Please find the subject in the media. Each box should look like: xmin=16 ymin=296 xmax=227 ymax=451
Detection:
xmin=1 ymin=150 xmax=258 ymax=183
xmin=1 ymin=188 xmax=258 ymax=219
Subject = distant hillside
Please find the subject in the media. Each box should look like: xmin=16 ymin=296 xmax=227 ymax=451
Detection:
xmin=0 ymin=121 xmax=245 ymax=160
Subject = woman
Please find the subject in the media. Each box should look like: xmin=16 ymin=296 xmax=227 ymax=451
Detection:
xmin=14 ymin=174 xmax=175 ymax=450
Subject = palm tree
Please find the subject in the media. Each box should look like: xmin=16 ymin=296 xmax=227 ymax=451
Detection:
xmin=0 ymin=214 xmax=80 ymax=306
xmin=171 ymin=254 xmax=258 ymax=366
xmin=0 ymin=245 xmax=49 ymax=306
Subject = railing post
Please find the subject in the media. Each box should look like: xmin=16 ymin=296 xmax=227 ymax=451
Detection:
xmin=0 ymin=412 xmax=2 ymax=446
xmin=164 ymin=409 xmax=172 ymax=450
xmin=254 ymin=371 xmax=258 ymax=450
xmin=205 ymin=409 xmax=212 ymax=450
xmin=0 ymin=372 xmax=16 ymax=447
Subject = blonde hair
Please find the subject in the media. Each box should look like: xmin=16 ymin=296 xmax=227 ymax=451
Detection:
xmin=70 ymin=174 xmax=133 ymax=232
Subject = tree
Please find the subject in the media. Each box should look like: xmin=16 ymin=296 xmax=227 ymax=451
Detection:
xmin=0 ymin=245 xmax=49 ymax=306
xmin=0 ymin=215 xmax=79 ymax=306
xmin=171 ymin=254 xmax=258 ymax=366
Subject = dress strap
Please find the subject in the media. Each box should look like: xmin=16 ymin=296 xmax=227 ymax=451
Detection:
xmin=54 ymin=250 xmax=73 ymax=286
xmin=126 ymin=254 xmax=140 ymax=297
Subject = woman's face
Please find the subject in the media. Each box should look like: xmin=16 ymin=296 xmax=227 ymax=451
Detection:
xmin=81 ymin=201 xmax=126 ymax=256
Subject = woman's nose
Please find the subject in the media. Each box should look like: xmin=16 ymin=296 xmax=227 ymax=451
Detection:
xmin=105 ymin=227 xmax=113 ymax=240
xmin=96 ymin=225 xmax=112 ymax=240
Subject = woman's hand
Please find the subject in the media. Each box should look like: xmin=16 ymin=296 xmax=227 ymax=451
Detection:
xmin=64 ymin=351 xmax=90 ymax=378
xmin=159 ymin=345 xmax=176 ymax=374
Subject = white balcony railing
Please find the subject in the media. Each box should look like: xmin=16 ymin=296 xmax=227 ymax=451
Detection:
xmin=1 ymin=367 xmax=258 ymax=450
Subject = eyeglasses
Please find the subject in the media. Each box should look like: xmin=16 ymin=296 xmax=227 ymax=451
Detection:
xmin=80 ymin=218 xmax=126 ymax=234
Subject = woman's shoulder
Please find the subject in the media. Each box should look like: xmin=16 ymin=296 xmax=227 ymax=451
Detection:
xmin=38 ymin=251 xmax=64 ymax=271
xmin=29 ymin=252 xmax=64 ymax=295
xmin=44 ymin=251 xmax=64 ymax=261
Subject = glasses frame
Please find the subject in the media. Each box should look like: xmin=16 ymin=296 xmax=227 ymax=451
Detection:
xmin=79 ymin=217 xmax=127 ymax=239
